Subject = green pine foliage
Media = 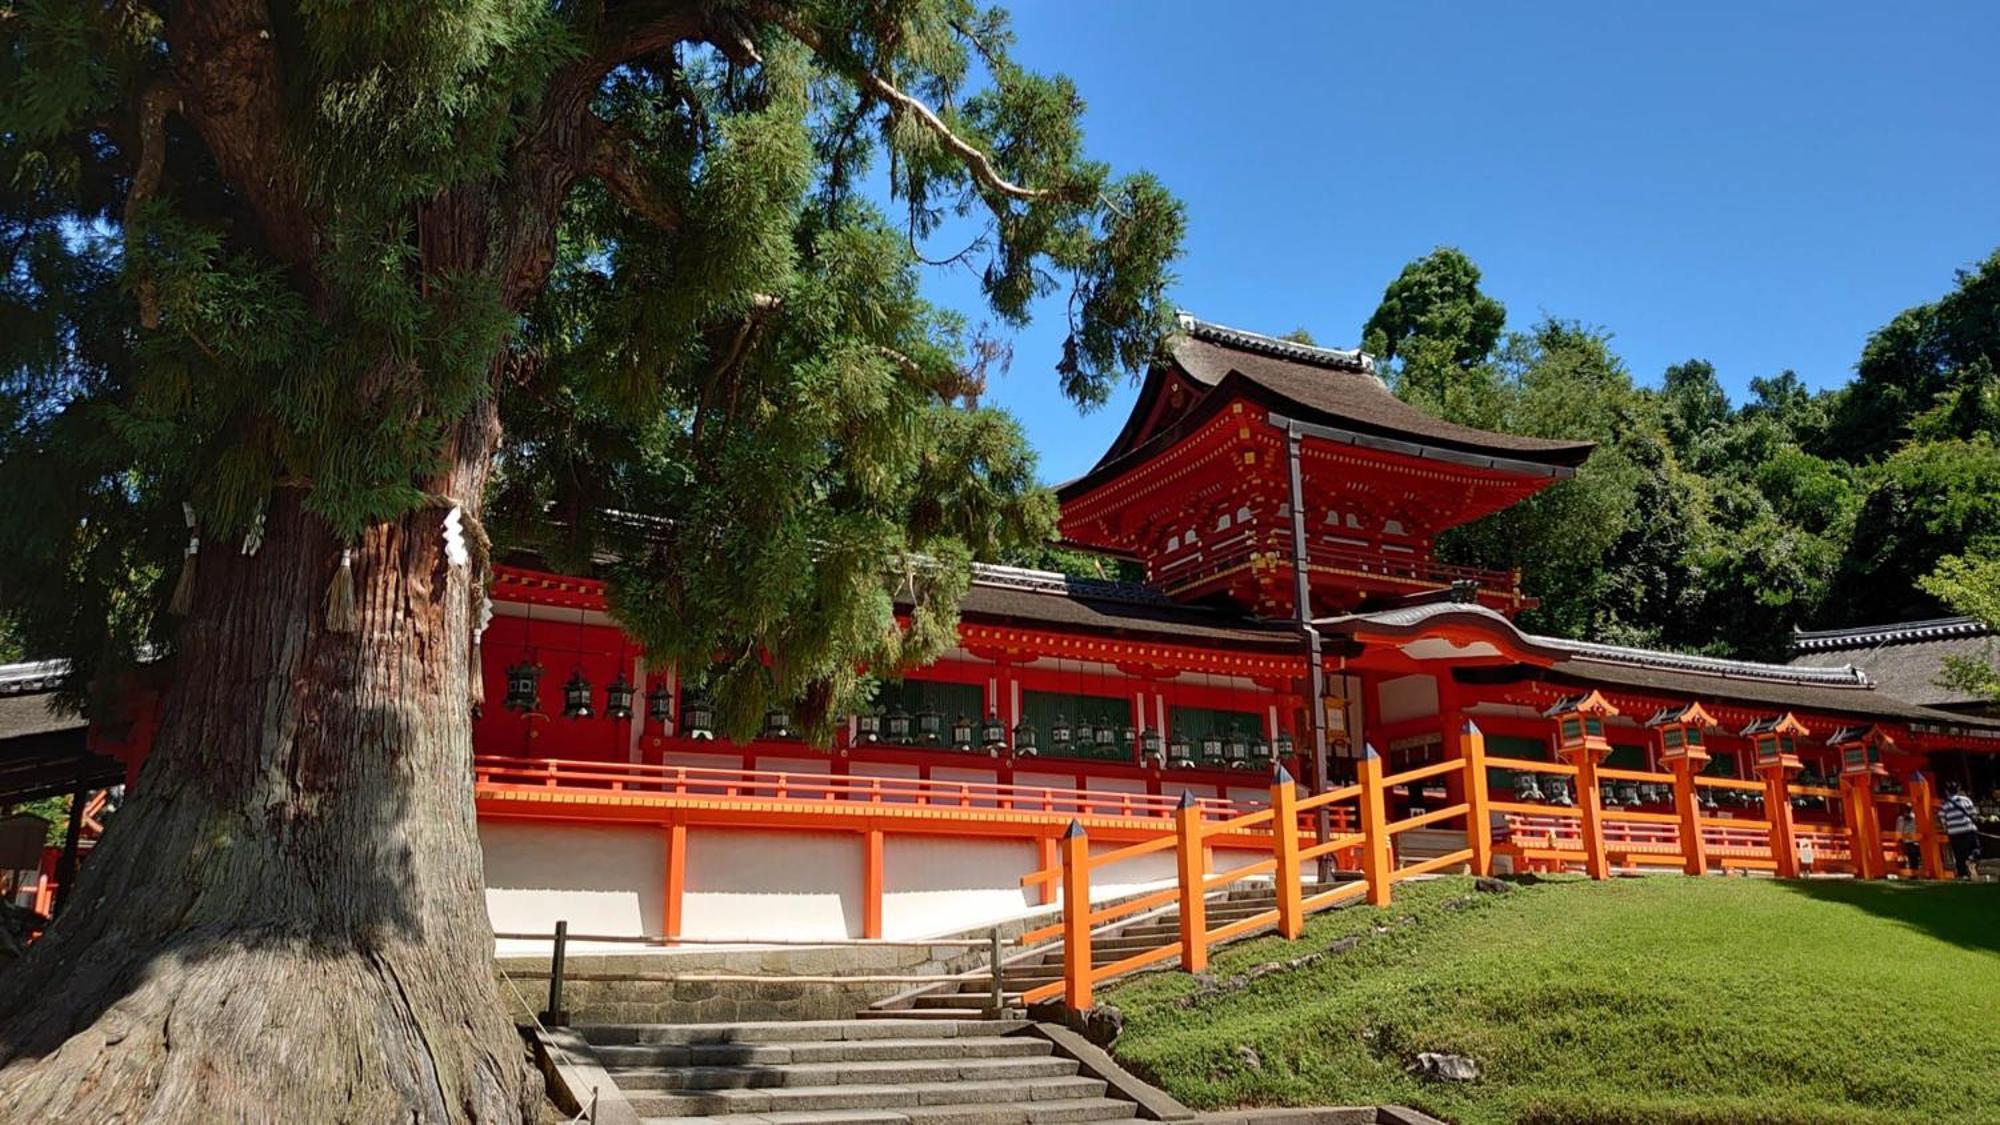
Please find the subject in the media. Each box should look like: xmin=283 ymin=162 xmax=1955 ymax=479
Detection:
xmin=1362 ymin=246 xmax=2000 ymax=664
xmin=0 ymin=3 xmax=1185 ymax=733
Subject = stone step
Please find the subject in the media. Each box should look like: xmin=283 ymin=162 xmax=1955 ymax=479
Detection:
xmin=640 ymin=1097 xmax=1137 ymax=1125
xmin=584 ymin=1019 xmax=1022 ymax=1046
xmin=912 ymin=994 xmax=1026 ymax=1011
xmin=595 ymin=1035 xmax=1053 ymax=1068
xmin=900 ymin=1096 xmax=1140 ymax=1125
xmin=626 ymin=1075 xmax=1105 ymax=1116
xmin=610 ymin=1055 xmax=1080 ymax=1091
xmin=854 ymin=1006 xmax=1002 ymax=1021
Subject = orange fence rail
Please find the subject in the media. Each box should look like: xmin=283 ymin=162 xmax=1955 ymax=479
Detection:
xmin=475 ymin=755 xmax=1243 ymax=822
xmin=1012 ymin=723 xmax=1952 ymax=1010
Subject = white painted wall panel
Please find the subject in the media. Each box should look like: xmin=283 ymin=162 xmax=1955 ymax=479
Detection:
xmin=483 ymin=822 xmax=662 ymax=952
xmin=682 ymin=828 xmax=862 ymax=940
xmin=881 ymin=836 xmax=1041 ymax=938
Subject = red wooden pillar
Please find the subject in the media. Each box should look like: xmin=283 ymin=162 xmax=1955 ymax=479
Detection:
xmin=663 ymin=822 xmax=687 ymax=941
xmin=862 ymin=828 xmax=885 ymax=938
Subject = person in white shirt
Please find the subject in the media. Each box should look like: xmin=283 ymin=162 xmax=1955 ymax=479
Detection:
xmin=1937 ymin=782 xmax=1981 ymax=879
xmin=1895 ymin=806 xmax=1921 ymax=873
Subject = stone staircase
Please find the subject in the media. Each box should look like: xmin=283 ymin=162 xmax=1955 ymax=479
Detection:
xmin=868 ymin=880 xmax=1351 ymax=1019
xmin=579 ymin=1017 xmax=1140 ymax=1125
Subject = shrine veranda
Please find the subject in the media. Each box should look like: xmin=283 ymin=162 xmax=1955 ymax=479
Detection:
xmin=75 ymin=316 xmax=2000 ymax=948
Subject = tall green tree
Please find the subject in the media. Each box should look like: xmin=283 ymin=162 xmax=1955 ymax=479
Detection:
xmin=1362 ymin=246 xmax=1506 ymax=415
xmin=0 ymin=4 xmax=1181 ymax=1120
xmin=1825 ymin=250 xmax=2000 ymax=460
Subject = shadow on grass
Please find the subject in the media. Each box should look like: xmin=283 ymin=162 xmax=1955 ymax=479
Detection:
xmin=1773 ymin=877 xmax=2000 ymax=956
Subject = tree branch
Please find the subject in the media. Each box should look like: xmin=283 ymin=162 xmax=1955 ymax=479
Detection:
xmin=756 ymin=7 xmax=1050 ymax=203
xmin=125 ymin=79 xmax=182 ymax=329
xmin=586 ymin=117 xmax=685 ymax=232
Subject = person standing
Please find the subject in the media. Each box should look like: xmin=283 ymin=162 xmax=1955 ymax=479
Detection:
xmin=1938 ymin=781 xmax=1982 ymax=879
xmin=1896 ymin=806 xmax=1922 ymax=874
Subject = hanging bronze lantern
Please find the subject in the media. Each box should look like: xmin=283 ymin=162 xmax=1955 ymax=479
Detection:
xmin=916 ymin=707 xmax=943 ymax=744
xmin=605 ymin=671 xmax=635 ymax=721
xmin=1200 ymin=730 xmax=1224 ymax=763
xmin=1093 ymin=720 xmax=1119 ymax=753
xmin=1072 ymin=718 xmax=1095 ymax=748
xmin=951 ymin=713 xmax=974 ymax=751
xmin=856 ymin=709 xmax=883 ymax=744
xmin=1168 ymin=734 xmax=1194 ymax=768
xmin=980 ymin=709 xmax=1007 ymax=753
xmin=763 ymin=706 xmax=792 ymax=740
xmin=1225 ymin=726 xmax=1250 ymax=766
xmin=684 ymin=694 xmax=715 ymax=740
xmin=645 ymin=680 xmax=673 ymax=728
xmin=1273 ymin=731 xmax=1296 ymax=758
xmin=1050 ymin=713 xmax=1072 ymax=750
xmin=562 ymin=667 xmax=594 ymax=719
xmin=504 ymin=659 xmax=544 ymax=713
xmin=887 ymin=706 xmax=913 ymax=743
xmin=1141 ymin=728 xmax=1165 ymax=760
xmin=1013 ymin=716 xmax=1038 ymax=756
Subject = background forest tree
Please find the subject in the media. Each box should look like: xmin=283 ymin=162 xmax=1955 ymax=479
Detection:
xmin=1366 ymin=245 xmax=2000 ymax=662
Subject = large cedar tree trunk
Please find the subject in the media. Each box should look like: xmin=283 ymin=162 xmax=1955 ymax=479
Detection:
xmin=0 ymin=410 xmax=532 ymax=1121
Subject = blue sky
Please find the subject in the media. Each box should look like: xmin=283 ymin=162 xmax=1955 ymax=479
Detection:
xmin=900 ymin=3 xmax=2000 ymax=484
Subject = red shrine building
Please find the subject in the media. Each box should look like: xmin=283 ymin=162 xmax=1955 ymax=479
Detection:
xmin=18 ymin=315 xmax=2000 ymax=944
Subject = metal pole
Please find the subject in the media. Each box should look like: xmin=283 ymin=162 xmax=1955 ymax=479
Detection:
xmin=988 ymin=926 xmax=1005 ymax=1016
xmin=542 ymin=919 xmax=570 ymax=1027
xmin=1286 ymin=426 xmax=1333 ymax=884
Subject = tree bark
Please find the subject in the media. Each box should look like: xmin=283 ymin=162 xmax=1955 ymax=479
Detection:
xmin=0 ymin=404 xmax=530 ymax=1122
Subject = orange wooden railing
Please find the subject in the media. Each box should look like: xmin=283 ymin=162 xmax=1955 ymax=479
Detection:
xmin=474 ymin=755 xmax=1244 ymax=822
xmin=1017 ymin=733 xmax=1487 ymax=1008
xmin=1013 ymin=724 xmax=1951 ymax=1009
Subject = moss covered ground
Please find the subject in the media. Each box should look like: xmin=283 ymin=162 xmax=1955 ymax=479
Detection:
xmin=1106 ymin=874 xmax=2000 ymax=1124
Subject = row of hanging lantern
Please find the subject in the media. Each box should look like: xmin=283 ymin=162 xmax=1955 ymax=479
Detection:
xmin=500 ymin=655 xmax=720 ymax=736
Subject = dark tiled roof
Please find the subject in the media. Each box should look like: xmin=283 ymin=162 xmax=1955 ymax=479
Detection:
xmin=1169 ymin=318 xmax=1596 ymax=467
xmin=956 ymin=566 xmax=1297 ymax=648
xmin=1788 ymin=616 xmax=1998 ymax=711
xmin=1542 ymin=659 xmax=2000 ymax=729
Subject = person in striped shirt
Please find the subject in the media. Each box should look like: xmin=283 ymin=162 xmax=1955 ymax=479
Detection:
xmin=1938 ymin=781 xmax=1982 ymax=879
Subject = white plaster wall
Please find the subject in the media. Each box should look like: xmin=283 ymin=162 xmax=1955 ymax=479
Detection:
xmin=1378 ymin=674 xmax=1440 ymax=724
xmin=482 ymin=822 xmax=662 ymax=953
xmin=880 ymin=836 xmax=1040 ymax=938
xmin=682 ymin=827 xmax=863 ymax=940
xmin=850 ymin=761 xmax=921 ymax=803
xmin=931 ymin=765 xmax=1003 ymax=807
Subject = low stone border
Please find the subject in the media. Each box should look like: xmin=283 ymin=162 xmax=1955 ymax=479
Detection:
xmin=528 ymin=1025 xmax=640 ymax=1125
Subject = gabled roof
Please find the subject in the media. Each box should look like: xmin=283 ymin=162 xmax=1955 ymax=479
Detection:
xmin=1062 ymin=315 xmax=1595 ymax=500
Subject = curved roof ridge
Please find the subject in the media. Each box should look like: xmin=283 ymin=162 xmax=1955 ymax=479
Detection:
xmin=1175 ymin=311 xmax=1376 ymax=376
xmin=1550 ymin=636 xmax=1872 ymax=687
xmin=1791 ymin=615 xmax=1991 ymax=651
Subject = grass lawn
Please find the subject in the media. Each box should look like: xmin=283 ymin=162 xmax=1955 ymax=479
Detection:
xmin=1105 ymin=874 xmax=2000 ymax=1124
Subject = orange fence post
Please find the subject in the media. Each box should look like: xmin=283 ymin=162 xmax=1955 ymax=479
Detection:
xmin=1761 ymin=767 xmax=1800 ymax=878
xmin=862 ymin=828 xmax=885 ymax=939
xmin=1358 ymin=746 xmax=1393 ymax=907
xmin=1271 ymin=766 xmax=1305 ymax=938
xmin=1571 ymin=752 xmax=1609 ymax=880
xmin=1463 ymin=720 xmax=1493 ymax=878
xmin=1174 ymin=793 xmax=1209 ymax=972
xmin=1037 ymin=835 xmax=1060 ymax=904
xmin=1909 ymin=773 xmax=1945 ymax=880
xmin=1058 ymin=821 xmax=1093 ymax=1010
xmin=1671 ymin=760 xmax=1708 ymax=876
